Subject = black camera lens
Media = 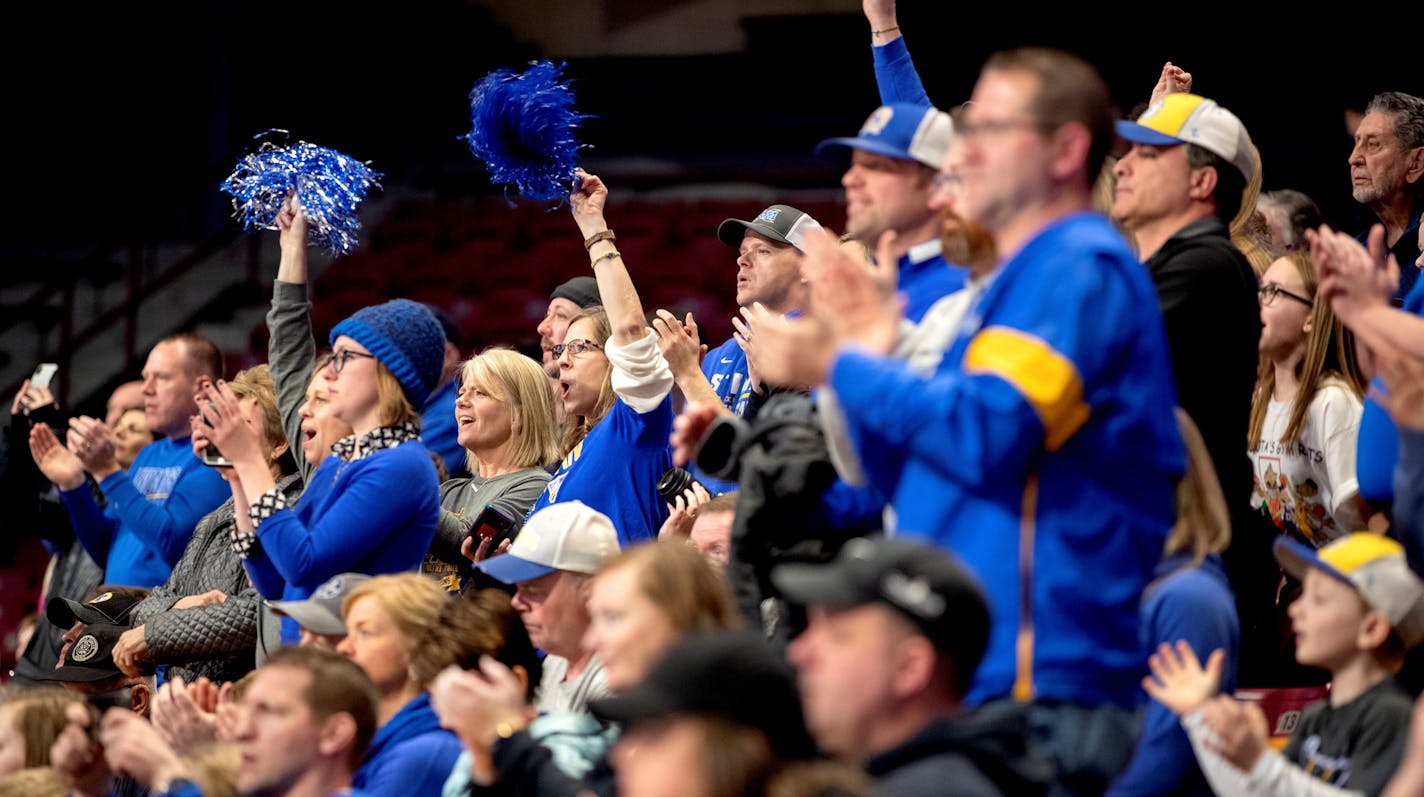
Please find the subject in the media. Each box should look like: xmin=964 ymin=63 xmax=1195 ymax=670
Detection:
xmin=656 ymin=466 xmax=698 ymax=504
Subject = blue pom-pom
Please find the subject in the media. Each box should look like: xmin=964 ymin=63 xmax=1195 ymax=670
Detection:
xmin=465 ymin=60 xmax=591 ymax=203
xmin=220 ymin=133 xmax=382 ymax=255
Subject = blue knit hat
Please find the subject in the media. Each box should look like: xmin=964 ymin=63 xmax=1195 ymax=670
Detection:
xmin=330 ymin=299 xmax=447 ymax=406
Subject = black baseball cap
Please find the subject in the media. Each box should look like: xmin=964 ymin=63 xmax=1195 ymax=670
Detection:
xmin=772 ymin=536 xmax=990 ymax=671
xmin=46 ymin=591 xmax=143 ymax=629
xmin=716 ymin=205 xmax=824 ymax=252
xmin=589 ymin=631 xmax=816 ymax=760
xmin=550 ymin=276 xmax=601 ymax=310
xmin=34 ymin=622 xmax=128 ymax=684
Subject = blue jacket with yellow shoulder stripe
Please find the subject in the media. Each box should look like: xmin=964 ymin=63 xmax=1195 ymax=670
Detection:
xmin=830 ymin=211 xmax=1185 ymax=709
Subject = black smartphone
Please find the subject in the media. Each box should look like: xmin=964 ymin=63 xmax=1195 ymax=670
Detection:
xmin=468 ymin=504 xmax=517 ymax=546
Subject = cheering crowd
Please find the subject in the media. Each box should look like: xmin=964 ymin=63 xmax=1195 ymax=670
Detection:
xmin=2 ymin=3 xmax=1424 ymax=796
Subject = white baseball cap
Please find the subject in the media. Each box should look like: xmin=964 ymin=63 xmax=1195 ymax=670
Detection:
xmin=475 ymin=501 xmax=620 ymax=584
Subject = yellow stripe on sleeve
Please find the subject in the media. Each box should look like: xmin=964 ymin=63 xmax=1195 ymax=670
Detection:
xmin=963 ymin=327 xmax=1090 ymax=451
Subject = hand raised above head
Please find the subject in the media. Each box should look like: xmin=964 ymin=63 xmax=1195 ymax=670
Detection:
xmin=569 ymin=168 xmax=610 ymax=237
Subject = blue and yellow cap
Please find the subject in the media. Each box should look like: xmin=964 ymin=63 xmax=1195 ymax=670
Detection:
xmin=1115 ymin=93 xmax=1256 ymax=182
xmin=1275 ymin=534 xmax=1424 ymax=647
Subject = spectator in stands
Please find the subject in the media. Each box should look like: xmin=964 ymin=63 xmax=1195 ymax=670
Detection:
xmin=1259 ymin=189 xmax=1324 ymax=253
xmin=109 ymin=408 xmax=152 ymax=472
xmin=475 ymin=501 xmax=620 ymax=715
xmin=31 ymin=333 xmax=229 ymax=587
xmin=0 ymin=688 xmax=84 ymax=775
xmin=335 ymin=574 xmax=461 ymax=796
xmin=1145 ymin=533 xmax=1420 ymax=796
xmin=816 ymin=104 xmax=964 ymax=324
xmin=746 ymin=47 xmax=1185 ymax=793
xmin=593 ymin=631 xmax=840 ymax=797
xmin=34 ymin=619 xmax=156 ymax=717
xmin=45 ymin=585 xmax=146 ymax=668
xmin=1107 ymin=410 xmax=1239 ymax=796
xmin=1112 ymin=91 xmax=1272 ymax=683
xmin=537 ymin=277 xmax=602 ymax=379
xmin=104 ymin=382 xmax=144 ymax=429
xmin=420 ymin=308 xmax=467 ymax=479
xmin=207 ymin=296 xmax=444 ymax=645
xmin=1248 ymin=250 xmax=1369 ymax=545
xmin=113 ymin=364 xmax=301 ymax=684
xmin=425 ymin=347 xmax=558 ymax=592
xmin=1373 ymin=345 xmax=1424 ymax=573
xmin=96 ymin=646 xmax=379 ymax=797
xmin=774 ymin=537 xmax=1050 ymax=795
xmin=434 ymin=540 xmax=739 ymax=796
xmin=659 ymin=486 xmax=733 ymax=567
xmin=527 ymin=170 xmax=675 ymax=545
xmin=268 ymin=572 xmax=369 ymax=650
xmin=1349 ymin=92 xmax=1424 ymax=303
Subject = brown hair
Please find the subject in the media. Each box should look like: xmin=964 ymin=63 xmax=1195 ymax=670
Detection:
xmin=0 ymin=688 xmax=84 ymax=768
xmin=341 ymin=574 xmax=449 ymax=688
xmin=983 ymin=47 xmax=1115 ymax=184
xmin=0 ymin=767 xmax=64 ymax=797
xmin=261 ymin=646 xmax=378 ymax=770
xmin=374 ymin=364 xmax=421 ymax=429
xmin=701 ymin=491 xmax=738 ymax=516
xmin=408 ymin=589 xmax=542 ymax=699
xmin=597 ymin=541 xmax=740 ymax=635
xmin=1248 ymin=251 xmax=1367 ymax=448
xmin=1164 ymin=410 xmax=1231 ymax=564
xmin=164 ymin=332 xmax=224 ymax=382
xmin=559 ymin=306 xmax=616 ymax=457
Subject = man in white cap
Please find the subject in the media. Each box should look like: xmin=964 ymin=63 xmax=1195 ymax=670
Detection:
xmin=474 ymin=501 xmax=620 ymax=714
xmin=1113 ymin=92 xmax=1272 ymax=684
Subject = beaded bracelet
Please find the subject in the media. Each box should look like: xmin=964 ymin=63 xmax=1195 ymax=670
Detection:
xmin=591 ymin=250 xmax=622 ymax=267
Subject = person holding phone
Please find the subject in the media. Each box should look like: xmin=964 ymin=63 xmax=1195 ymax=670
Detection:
xmin=30 ymin=333 xmax=229 ymax=588
xmin=424 ymin=347 xmax=559 ymax=591
xmin=202 ymin=298 xmax=446 ymax=645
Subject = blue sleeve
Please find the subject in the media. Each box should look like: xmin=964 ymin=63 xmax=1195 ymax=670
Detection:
xmin=242 ymin=549 xmax=287 ymax=600
xmin=59 ymin=484 xmax=117 ymax=566
xmin=819 ymin=478 xmax=889 ymax=530
xmin=98 ymin=463 xmax=229 ymax=566
xmin=872 ymin=37 xmax=932 ymax=107
xmin=1397 ymin=427 xmax=1424 ymax=576
xmin=831 ymin=350 xmax=1044 ymax=490
xmin=255 ymin=449 xmax=433 ymax=585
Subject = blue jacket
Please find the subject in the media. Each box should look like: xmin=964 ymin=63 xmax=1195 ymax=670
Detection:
xmin=1356 ymin=274 xmax=1424 ymax=503
xmin=899 ymin=249 xmax=966 ymax=325
xmin=244 ymin=440 xmax=439 ymax=644
xmin=355 ymin=692 xmax=462 ymax=797
xmin=60 ymin=436 xmax=228 ymax=587
xmin=531 ymin=397 xmax=673 ymax=547
xmin=1107 ymin=553 xmax=1239 ymax=796
xmin=831 ymin=213 xmax=1185 ymax=708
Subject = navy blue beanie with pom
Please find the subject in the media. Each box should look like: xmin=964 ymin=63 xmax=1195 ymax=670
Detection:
xmin=330 ymin=299 xmax=447 ymax=407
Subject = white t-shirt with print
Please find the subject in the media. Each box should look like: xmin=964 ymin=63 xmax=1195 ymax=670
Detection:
xmin=1248 ymin=378 xmax=1364 ymax=547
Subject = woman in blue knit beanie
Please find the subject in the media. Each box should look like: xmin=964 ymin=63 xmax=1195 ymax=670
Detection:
xmin=201 ymin=296 xmax=447 ymax=644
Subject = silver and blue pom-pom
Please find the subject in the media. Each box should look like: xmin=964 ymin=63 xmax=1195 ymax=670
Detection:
xmin=220 ymin=133 xmax=382 ymax=255
xmin=465 ymin=60 xmax=590 ymax=204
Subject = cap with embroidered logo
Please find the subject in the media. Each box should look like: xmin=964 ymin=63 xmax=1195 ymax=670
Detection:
xmin=46 ymin=590 xmax=143 ymax=629
xmin=1274 ymin=533 xmax=1424 ymax=647
xmin=267 ymin=572 xmax=372 ymax=636
xmin=33 ymin=622 xmax=128 ymax=683
xmin=1115 ymin=93 xmax=1256 ymax=182
xmin=475 ymin=501 xmax=620 ymax=584
xmin=772 ymin=536 xmax=989 ymax=667
xmin=815 ymin=103 xmax=955 ymax=170
xmin=716 ymin=205 xmax=824 ymax=252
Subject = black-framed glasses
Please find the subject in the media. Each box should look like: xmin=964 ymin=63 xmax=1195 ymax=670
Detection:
xmin=330 ymin=349 xmax=377 ymax=374
xmin=1258 ymin=283 xmax=1313 ymax=308
xmin=550 ymin=339 xmax=602 ymax=359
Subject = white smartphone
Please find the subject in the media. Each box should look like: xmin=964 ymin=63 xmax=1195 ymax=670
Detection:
xmin=29 ymin=363 xmax=58 ymax=391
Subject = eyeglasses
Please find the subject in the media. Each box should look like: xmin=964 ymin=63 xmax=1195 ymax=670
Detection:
xmin=1258 ymin=283 xmax=1313 ymax=308
xmin=931 ymin=173 xmax=963 ymax=195
xmin=550 ymin=339 xmax=602 ymax=359
xmin=330 ymin=349 xmax=377 ymax=374
xmin=957 ymin=118 xmax=1051 ymax=141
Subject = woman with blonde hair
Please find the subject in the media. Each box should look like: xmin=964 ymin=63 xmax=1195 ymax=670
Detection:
xmin=1248 ymin=250 xmax=1369 ymax=545
xmin=0 ymin=688 xmax=84 ymax=776
xmin=425 ymin=347 xmax=558 ymax=587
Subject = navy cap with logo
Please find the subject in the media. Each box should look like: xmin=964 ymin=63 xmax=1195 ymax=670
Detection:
xmin=46 ymin=591 xmax=143 ymax=629
xmin=589 ymin=631 xmax=816 ymax=760
xmin=716 ymin=205 xmax=824 ymax=252
xmin=772 ymin=536 xmax=990 ymax=672
xmin=34 ymin=622 xmax=128 ymax=684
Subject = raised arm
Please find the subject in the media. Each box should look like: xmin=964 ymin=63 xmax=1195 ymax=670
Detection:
xmin=268 ymin=196 xmax=318 ymax=480
xmin=570 ymin=169 xmax=650 ymax=346
xmin=864 ymin=0 xmax=932 ymax=106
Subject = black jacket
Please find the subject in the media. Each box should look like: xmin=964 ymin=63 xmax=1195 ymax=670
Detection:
xmin=867 ymin=704 xmax=1052 ymax=797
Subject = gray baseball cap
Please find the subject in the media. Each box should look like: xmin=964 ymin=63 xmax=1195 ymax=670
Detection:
xmin=267 ymin=573 xmax=372 ymax=636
